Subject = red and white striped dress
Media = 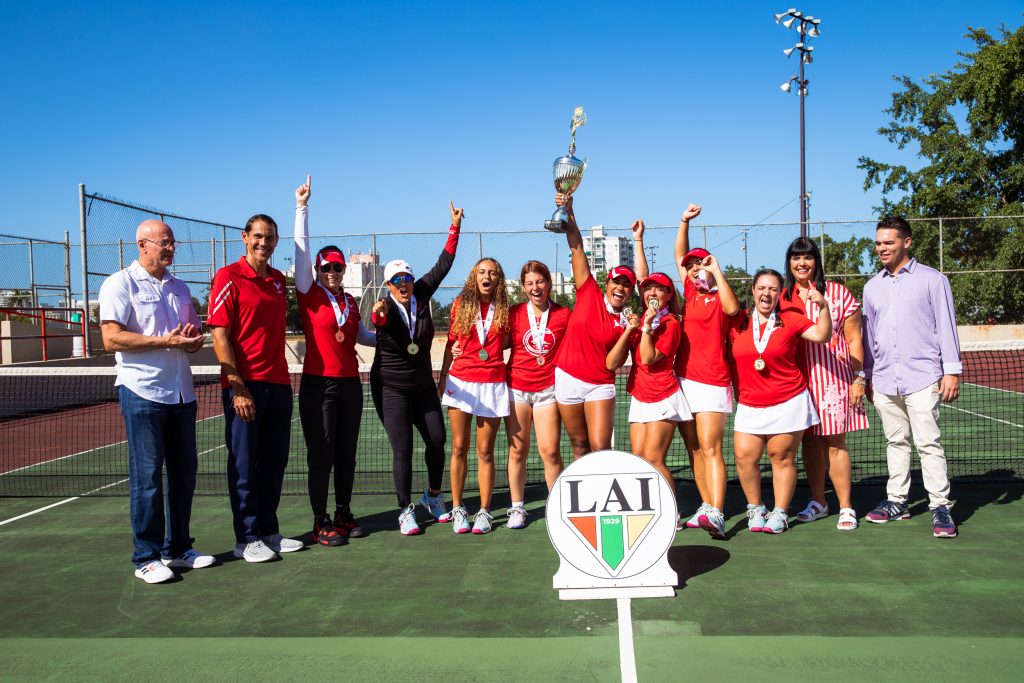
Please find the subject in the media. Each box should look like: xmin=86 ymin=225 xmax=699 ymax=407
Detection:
xmin=798 ymin=281 xmax=869 ymax=435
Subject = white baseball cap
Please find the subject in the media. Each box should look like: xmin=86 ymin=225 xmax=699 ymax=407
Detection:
xmin=384 ymin=259 xmax=414 ymax=282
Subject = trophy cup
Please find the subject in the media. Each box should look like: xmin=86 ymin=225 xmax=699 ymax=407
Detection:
xmin=544 ymin=107 xmax=587 ymax=233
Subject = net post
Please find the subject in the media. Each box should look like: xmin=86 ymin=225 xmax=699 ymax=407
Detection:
xmin=79 ymin=183 xmax=91 ymax=357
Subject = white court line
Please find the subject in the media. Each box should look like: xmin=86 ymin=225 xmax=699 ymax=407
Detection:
xmin=0 ymin=478 xmax=128 ymax=527
xmin=941 ymin=403 xmax=1023 ymax=429
xmin=965 ymin=381 xmax=1023 ymax=396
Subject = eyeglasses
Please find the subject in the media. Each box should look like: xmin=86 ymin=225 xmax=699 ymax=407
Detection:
xmin=389 ymin=274 xmax=414 ymax=285
xmin=319 ymin=263 xmax=344 ymax=273
xmin=142 ymin=238 xmax=179 ymax=249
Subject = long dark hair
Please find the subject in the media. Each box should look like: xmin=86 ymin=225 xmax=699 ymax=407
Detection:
xmin=782 ymin=236 xmax=825 ymax=299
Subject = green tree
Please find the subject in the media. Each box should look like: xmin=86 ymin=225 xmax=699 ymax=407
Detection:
xmin=821 ymin=234 xmax=875 ymax=302
xmin=857 ymin=24 xmax=1024 ymax=323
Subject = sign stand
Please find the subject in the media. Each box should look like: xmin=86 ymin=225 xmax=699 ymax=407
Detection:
xmin=617 ymin=598 xmax=637 ymax=683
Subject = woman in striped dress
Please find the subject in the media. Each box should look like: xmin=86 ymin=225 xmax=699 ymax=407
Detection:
xmin=783 ymin=237 xmax=868 ymax=531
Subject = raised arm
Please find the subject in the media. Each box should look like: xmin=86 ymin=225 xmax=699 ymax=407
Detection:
xmin=703 ymin=254 xmax=739 ymax=316
xmin=799 ymin=286 xmax=833 ymax=343
xmin=673 ymin=203 xmax=702 ymax=284
xmin=294 ymin=175 xmax=313 ymax=294
xmin=558 ymin=193 xmax=591 ymax=289
xmin=632 ymin=219 xmax=648 ymax=280
xmin=417 ymin=200 xmax=464 ymax=298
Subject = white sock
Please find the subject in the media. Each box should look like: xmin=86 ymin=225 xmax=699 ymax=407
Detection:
xmin=512 ymin=501 xmax=524 ymax=509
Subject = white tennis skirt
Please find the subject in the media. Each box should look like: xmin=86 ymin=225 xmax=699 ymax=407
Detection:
xmin=679 ymin=376 xmax=734 ymax=414
xmin=628 ymin=389 xmax=694 ymax=424
xmin=511 ymin=385 xmax=557 ymax=407
xmin=554 ymin=367 xmax=616 ymax=405
xmin=734 ymin=389 xmax=820 ymax=435
xmin=442 ymin=376 xmax=510 ymax=418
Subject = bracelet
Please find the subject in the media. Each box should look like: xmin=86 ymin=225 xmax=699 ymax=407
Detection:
xmin=642 ymin=326 xmax=653 ymax=334
xmin=852 ymin=378 xmax=867 ymax=386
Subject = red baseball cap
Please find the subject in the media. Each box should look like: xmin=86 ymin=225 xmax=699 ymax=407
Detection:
xmin=316 ymin=249 xmax=346 ymax=269
xmin=606 ymin=266 xmax=637 ymax=287
xmin=681 ymin=248 xmax=710 ymax=265
xmin=639 ymin=272 xmax=675 ymax=297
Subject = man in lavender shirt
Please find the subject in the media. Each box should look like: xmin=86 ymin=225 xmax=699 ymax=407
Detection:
xmin=861 ymin=216 xmax=961 ymax=538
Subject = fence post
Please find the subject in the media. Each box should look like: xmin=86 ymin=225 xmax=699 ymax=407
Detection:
xmin=28 ymin=238 xmax=38 ymax=309
xmin=702 ymin=226 xmax=708 ymax=249
xmin=371 ymin=232 xmax=378 ymax=293
xmin=221 ymin=225 xmax=227 ymax=267
xmin=210 ymin=238 xmax=216 ymax=281
xmin=938 ymin=217 xmax=944 ymax=272
xmin=79 ymin=183 xmax=91 ymax=356
xmin=64 ymin=230 xmax=72 ymax=309
xmin=478 ymin=232 xmax=483 ymax=260
xmin=819 ymin=222 xmax=825 ymax=265
xmin=118 ymin=238 xmax=124 ymax=271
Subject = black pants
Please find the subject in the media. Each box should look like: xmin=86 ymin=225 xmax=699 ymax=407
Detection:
xmin=371 ymin=379 xmax=446 ymax=508
xmin=299 ymin=374 xmax=363 ymax=517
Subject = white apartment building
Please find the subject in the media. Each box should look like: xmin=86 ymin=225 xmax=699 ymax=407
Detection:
xmin=582 ymin=225 xmax=634 ymax=275
xmin=344 ymin=252 xmax=385 ymax=293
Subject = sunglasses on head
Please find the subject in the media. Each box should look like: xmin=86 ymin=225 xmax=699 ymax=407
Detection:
xmin=389 ymin=274 xmax=414 ymax=285
xmin=319 ymin=263 xmax=344 ymax=273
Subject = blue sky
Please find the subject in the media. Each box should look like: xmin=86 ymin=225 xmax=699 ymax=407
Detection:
xmin=1 ymin=0 xmax=1020 ymax=245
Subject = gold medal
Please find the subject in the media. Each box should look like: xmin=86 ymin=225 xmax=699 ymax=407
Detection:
xmin=478 ymin=349 xmax=489 ymax=361
xmin=648 ymin=298 xmax=659 ymax=310
xmin=754 ymin=357 xmax=766 ymax=371
xmin=407 ymin=342 xmax=419 ymax=355
xmin=335 ymin=329 xmax=345 ymax=343
xmin=537 ymin=356 xmax=545 ymax=366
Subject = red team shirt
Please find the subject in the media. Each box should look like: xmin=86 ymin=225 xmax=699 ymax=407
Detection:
xmin=506 ymin=301 xmax=570 ymax=392
xmin=626 ymin=314 xmax=683 ymax=402
xmin=448 ymin=299 xmax=509 ymax=383
xmin=675 ymin=278 xmax=734 ymax=386
xmin=297 ymin=287 xmax=362 ymax=378
xmin=729 ymin=308 xmax=813 ymax=408
xmin=556 ymin=276 xmax=626 ymax=385
xmin=207 ymin=257 xmax=290 ymax=388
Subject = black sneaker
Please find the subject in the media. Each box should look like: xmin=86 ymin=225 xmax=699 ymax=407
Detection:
xmin=313 ymin=515 xmax=347 ymax=546
xmin=334 ymin=509 xmax=368 ymax=538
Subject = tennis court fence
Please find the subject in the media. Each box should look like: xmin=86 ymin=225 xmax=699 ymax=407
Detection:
xmin=1 ymin=341 xmax=1020 ymax=498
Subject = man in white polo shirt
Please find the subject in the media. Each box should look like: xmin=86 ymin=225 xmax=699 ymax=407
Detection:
xmin=99 ymin=219 xmax=215 ymax=583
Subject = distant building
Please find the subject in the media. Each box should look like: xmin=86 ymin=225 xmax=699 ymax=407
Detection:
xmin=551 ymin=271 xmax=574 ymax=297
xmin=582 ymin=225 xmax=633 ymax=275
xmin=344 ymin=251 xmax=385 ymax=295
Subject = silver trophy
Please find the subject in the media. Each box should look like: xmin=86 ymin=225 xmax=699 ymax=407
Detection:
xmin=544 ymin=107 xmax=588 ymax=233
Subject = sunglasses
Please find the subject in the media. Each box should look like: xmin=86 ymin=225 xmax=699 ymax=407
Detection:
xmin=319 ymin=263 xmax=344 ymax=273
xmin=389 ymin=274 xmax=414 ymax=285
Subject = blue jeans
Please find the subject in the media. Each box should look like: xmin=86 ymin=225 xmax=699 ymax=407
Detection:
xmin=118 ymin=385 xmax=198 ymax=565
xmin=223 ymin=381 xmax=293 ymax=543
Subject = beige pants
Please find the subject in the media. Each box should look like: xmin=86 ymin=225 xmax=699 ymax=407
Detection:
xmin=872 ymin=383 xmax=952 ymax=508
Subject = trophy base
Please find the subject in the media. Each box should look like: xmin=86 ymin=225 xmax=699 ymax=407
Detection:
xmin=544 ymin=219 xmax=569 ymax=233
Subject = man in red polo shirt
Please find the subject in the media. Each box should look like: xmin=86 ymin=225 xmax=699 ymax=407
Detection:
xmin=208 ymin=213 xmax=302 ymax=562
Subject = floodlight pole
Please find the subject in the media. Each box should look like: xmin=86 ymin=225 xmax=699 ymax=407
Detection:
xmin=799 ymin=50 xmax=807 ymax=238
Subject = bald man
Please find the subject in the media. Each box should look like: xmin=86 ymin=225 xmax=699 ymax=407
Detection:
xmin=99 ymin=220 xmax=215 ymax=583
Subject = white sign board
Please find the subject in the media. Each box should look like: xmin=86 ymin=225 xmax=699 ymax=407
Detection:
xmin=547 ymin=449 xmax=678 ymax=600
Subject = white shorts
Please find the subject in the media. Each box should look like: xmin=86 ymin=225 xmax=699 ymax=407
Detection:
xmin=734 ymin=389 xmax=820 ymax=435
xmin=442 ymin=376 xmax=510 ymax=418
xmin=628 ymin=389 xmax=693 ymax=424
xmin=679 ymin=377 xmax=734 ymax=414
xmin=511 ymin=385 xmax=557 ymax=407
xmin=554 ymin=367 xmax=615 ymax=405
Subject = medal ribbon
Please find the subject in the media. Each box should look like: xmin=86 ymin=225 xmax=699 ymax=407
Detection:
xmin=527 ymin=303 xmax=550 ymax=354
xmin=390 ymin=293 xmax=418 ymax=342
xmin=316 ymin=282 xmax=350 ymax=329
xmin=476 ymin=300 xmax=495 ymax=349
xmin=649 ymin=307 xmax=670 ymax=331
xmin=751 ymin=309 xmax=777 ymax=356
xmin=605 ymin=298 xmax=628 ymax=327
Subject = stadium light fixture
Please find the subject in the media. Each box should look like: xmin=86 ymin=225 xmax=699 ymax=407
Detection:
xmin=774 ymin=8 xmax=822 ymax=238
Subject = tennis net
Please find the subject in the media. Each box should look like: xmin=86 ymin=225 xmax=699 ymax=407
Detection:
xmin=1 ymin=341 xmax=1021 ymax=497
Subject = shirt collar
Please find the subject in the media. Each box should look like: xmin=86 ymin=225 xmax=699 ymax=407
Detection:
xmin=882 ymin=257 xmax=917 ymax=278
xmin=128 ymin=259 xmax=175 ymax=284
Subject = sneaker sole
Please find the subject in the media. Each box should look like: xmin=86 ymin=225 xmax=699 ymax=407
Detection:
xmin=472 ymin=528 xmax=491 ymax=535
xmin=163 ymin=558 xmax=216 ymax=569
xmin=134 ymin=569 xmax=174 ymax=584
xmin=400 ymin=528 xmax=422 ymax=536
xmin=233 ymin=550 xmax=277 ymax=563
xmin=454 ymin=527 xmax=471 ymax=534
xmin=316 ymin=537 xmax=347 ymax=547
xmin=865 ymin=514 xmax=912 ymax=524
xmin=697 ymin=515 xmax=726 ymax=539
xmin=933 ymin=530 xmax=957 ymax=538
xmin=761 ymin=527 xmax=787 ymax=534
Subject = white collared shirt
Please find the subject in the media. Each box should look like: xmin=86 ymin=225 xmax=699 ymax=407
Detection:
xmin=98 ymin=260 xmax=199 ymax=404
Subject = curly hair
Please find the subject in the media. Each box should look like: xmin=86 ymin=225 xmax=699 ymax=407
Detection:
xmin=451 ymin=258 xmax=510 ymax=337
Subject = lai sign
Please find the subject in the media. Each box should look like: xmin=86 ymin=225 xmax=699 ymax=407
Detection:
xmin=547 ymin=449 xmax=678 ymax=600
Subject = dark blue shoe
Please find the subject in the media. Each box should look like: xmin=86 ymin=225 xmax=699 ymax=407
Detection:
xmin=931 ymin=505 xmax=957 ymax=538
xmin=865 ymin=499 xmax=910 ymax=524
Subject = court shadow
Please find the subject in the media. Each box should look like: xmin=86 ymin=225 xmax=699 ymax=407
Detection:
xmin=667 ymin=545 xmax=730 ymax=589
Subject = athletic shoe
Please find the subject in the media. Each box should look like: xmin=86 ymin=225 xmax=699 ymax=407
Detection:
xmin=507 ymin=505 xmax=527 ymax=529
xmin=398 ymin=505 xmax=421 ymax=536
xmin=761 ymin=508 xmax=790 ymax=534
xmin=686 ymin=502 xmax=710 ymax=529
xmin=162 ymin=548 xmax=216 ymax=569
xmin=261 ymin=533 xmax=304 ymax=553
xmin=135 ymin=560 xmax=175 ymax=584
xmin=420 ymin=488 xmax=452 ymax=523
xmin=698 ymin=508 xmax=727 ymax=539
xmin=472 ymin=509 xmax=493 ymax=535
xmin=451 ymin=505 xmax=472 ymax=534
xmin=746 ymin=504 xmax=768 ymax=532
xmin=313 ymin=515 xmax=347 ymax=546
xmin=675 ymin=514 xmax=684 ymax=532
xmin=333 ymin=509 xmax=367 ymax=539
xmin=931 ymin=505 xmax=957 ymax=538
xmin=233 ymin=540 xmax=277 ymax=563
xmin=865 ymin=500 xmax=911 ymax=524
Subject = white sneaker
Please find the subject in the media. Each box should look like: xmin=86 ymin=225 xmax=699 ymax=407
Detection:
xmin=686 ymin=503 xmax=709 ymax=529
xmin=135 ymin=560 xmax=175 ymax=584
xmin=419 ymin=488 xmax=452 ymax=522
xmin=262 ymin=533 xmax=304 ymax=553
xmin=507 ymin=506 xmax=527 ymax=529
xmin=162 ymin=549 xmax=216 ymax=569
xmin=472 ymin=509 xmax=493 ymax=535
xmin=451 ymin=505 xmax=472 ymax=534
xmin=233 ymin=540 xmax=277 ymax=563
